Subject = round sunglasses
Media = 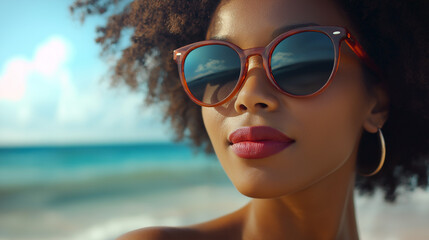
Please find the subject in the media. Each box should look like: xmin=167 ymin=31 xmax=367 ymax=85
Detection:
xmin=173 ymin=26 xmax=378 ymax=107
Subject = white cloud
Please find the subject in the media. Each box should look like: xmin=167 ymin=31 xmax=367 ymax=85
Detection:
xmin=0 ymin=36 xmax=170 ymax=146
xmin=271 ymin=52 xmax=294 ymax=69
xmin=0 ymin=36 xmax=70 ymax=102
xmin=0 ymin=58 xmax=31 ymax=101
xmin=189 ymin=59 xmax=230 ymax=81
xmin=33 ymin=36 xmax=71 ymax=77
xmin=195 ymin=59 xmax=227 ymax=74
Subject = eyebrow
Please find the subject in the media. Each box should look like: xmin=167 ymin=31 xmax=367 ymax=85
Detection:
xmin=210 ymin=23 xmax=320 ymax=42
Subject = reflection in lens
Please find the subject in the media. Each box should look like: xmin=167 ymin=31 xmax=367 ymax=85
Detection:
xmin=184 ymin=45 xmax=241 ymax=104
xmin=271 ymin=32 xmax=335 ymax=96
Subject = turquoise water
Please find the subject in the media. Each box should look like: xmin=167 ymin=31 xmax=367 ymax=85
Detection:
xmin=0 ymin=143 xmax=213 ymax=184
xmin=0 ymin=143 xmax=229 ymax=210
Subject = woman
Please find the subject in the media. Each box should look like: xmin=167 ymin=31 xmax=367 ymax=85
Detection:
xmin=71 ymin=0 xmax=428 ymax=239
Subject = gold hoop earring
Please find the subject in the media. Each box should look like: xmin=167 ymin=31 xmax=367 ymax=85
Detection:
xmin=360 ymin=128 xmax=386 ymax=177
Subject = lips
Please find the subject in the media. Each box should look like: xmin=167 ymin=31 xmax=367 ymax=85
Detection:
xmin=229 ymin=126 xmax=294 ymax=159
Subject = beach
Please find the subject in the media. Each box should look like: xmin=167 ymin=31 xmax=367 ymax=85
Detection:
xmin=0 ymin=143 xmax=428 ymax=240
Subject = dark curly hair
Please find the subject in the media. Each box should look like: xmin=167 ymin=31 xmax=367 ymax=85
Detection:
xmin=70 ymin=0 xmax=429 ymax=201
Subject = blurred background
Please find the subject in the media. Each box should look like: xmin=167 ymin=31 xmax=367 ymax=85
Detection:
xmin=0 ymin=1 xmax=428 ymax=240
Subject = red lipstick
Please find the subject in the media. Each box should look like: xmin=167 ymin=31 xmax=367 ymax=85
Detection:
xmin=229 ymin=126 xmax=294 ymax=159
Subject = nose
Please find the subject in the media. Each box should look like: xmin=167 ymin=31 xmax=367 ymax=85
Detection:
xmin=234 ymin=56 xmax=279 ymax=114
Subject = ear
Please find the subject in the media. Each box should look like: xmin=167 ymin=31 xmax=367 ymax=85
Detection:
xmin=363 ymin=83 xmax=390 ymax=133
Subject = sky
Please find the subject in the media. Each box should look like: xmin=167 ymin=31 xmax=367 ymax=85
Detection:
xmin=0 ymin=0 xmax=171 ymax=146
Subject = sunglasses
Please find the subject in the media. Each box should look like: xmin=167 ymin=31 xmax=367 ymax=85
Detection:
xmin=173 ymin=26 xmax=378 ymax=107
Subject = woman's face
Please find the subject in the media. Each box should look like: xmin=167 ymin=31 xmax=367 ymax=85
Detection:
xmin=202 ymin=0 xmax=379 ymax=198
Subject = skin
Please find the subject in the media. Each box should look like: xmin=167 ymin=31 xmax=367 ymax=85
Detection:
xmin=118 ymin=0 xmax=389 ymax=239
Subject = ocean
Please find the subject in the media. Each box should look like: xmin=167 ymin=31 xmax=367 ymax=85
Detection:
xmin=0 ymin=143 xmax=221 ymax=187
xmin=0 ymin=143 xmax=248 ymax=240
xmin=0 ymin=143 xmax=428 ymax=240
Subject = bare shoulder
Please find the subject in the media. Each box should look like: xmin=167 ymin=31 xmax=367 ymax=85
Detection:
xmin=116 ymin=203 xmax=249 ymax=240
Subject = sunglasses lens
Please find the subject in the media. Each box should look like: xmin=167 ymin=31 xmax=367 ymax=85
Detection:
xmin=271 ymin=31 xmax=335 ymax=96
xmin=184 ymin=44 xmax=241 ymax=105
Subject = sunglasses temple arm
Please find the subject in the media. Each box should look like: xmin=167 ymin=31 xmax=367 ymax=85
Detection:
xmin=344 ymin=34 xmax=382 ymax=78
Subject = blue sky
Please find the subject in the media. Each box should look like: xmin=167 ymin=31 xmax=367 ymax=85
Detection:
xmin=0 ymin=1 xmax=171 ymax=146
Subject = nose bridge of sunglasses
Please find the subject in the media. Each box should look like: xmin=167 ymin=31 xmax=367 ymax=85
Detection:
xmin=241 ymin=47 xmax=267 ymax=69
xmin=237 ymin=48 xmax=275 ymax=94
xmin=242 ymin=47 xmax=265 ymax=61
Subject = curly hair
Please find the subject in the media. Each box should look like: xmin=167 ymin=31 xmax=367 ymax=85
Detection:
xmin=70 ymin=0 xmax=429 ymax=201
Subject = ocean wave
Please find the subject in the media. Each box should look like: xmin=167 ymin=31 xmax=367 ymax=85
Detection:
xmin=0 ymin=160 xmax=230 ymax=211
xmin=0 ymin=143 xmax=220 ymax=188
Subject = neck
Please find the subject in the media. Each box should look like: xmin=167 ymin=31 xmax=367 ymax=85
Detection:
xmin=242 ymin=157 xmax=359 ymax=240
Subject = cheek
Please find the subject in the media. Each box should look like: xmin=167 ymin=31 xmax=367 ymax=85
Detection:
xmin=292 ymin=103 xmax=361 ymax=178
xmin=289 ymin=64 xmax=371 ymax=180
xmin=202 ymin=107 xmax=228 ymax=153
xmin=202 ymin=106 xmax=244 ymax=189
